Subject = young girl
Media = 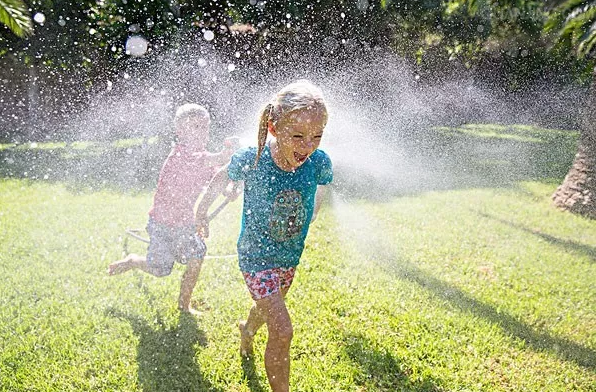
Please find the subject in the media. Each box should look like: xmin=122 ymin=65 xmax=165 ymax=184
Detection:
xmin=195 ymin=80 xmax=333 ymax=392
xmin=108 ymin=104 xmax=237 ymax=315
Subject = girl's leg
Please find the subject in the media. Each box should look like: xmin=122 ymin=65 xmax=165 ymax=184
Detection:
xmin=255 ymin=292 xmax=293 ymax=392
xmin=239 ymin=287 xmax=290 ymax=356
xmin=239 ymin=303 xmax=264 ymax=356
xmin=178 ymin=257 xmax=202 ymax=315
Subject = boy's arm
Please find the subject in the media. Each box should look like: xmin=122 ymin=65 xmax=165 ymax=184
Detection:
xmin=204 ymin=137 xmax=240 ymax=168
xmin=203 ymin=150 xmax=232 ymax=168
xmin=311 ymin=185 xmax=328 ymax=223
xmin=196 ymin=164 xmax=232 ymax=238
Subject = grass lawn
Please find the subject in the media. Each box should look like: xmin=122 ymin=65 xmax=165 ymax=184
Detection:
xmin=0 ymin=124 xmax=595 ymax=391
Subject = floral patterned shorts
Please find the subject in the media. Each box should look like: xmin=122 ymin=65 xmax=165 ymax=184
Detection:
xmin=242 ymin=267 xmax=296 ymax=300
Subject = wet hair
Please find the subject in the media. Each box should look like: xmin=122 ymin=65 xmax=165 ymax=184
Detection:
xmin=255 ymin=80 xmax=327 ymax=167
xmin=174 ymin=103 xmax=210 ymax=128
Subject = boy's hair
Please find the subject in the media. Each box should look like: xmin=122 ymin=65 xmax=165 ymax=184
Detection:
xmin=174 ymin=103 xmax=211 ymax=128
xmin=255 ymin=80 xmax=327 ymax=166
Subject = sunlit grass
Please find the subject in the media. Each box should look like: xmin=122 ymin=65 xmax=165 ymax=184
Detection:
xmin=0 ymin=123 xmax=591 ymax=391
xmin=112 ymin=137 xmax=159 ymax=148
xmin=1 ymin=175 xmax=595 ymax=391
xmin=0 ymin=137 xmax=159 ymax=152
xmin=434 ymin=123 xmax=578 ymax=143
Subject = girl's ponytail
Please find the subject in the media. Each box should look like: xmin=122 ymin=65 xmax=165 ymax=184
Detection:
xmin=255 ymin=103 xmax=273 ymax=168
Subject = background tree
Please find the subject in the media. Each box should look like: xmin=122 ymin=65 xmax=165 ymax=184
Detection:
xmin=546 ymin=0 xmax=596 ymax=218
xmin=0 ymin=0 xmax=32 ymax=37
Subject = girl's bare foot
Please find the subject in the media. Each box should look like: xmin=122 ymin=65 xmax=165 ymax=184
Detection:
xmin=239 ymin=321 xmax=254 ymax=357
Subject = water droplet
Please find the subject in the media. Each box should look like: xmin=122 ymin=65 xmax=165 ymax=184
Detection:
xmin=125 ymin=36 xmax=148 ymax=57
xmin=356 ymin=0 xmax=369 ymax=11
xmin=128 ymin=24 xmax=140 ymax=33
xmin=203 ymin=30 xmax=215 ymax=41
xmin=227 ymin=63 xmax=236 ymax=72
xmin=33 ymin=13 xmax=45 ymax=24
xmin=58 ymin=18 xmax=66 ymax=27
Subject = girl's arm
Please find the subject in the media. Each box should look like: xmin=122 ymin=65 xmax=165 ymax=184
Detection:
xmin=311 ymin=185 xmax=328 ymax=222
xmin=195 ymin=164 xmax=233 ymax=238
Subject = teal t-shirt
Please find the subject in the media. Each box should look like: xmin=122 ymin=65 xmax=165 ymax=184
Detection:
xmin=228 ymin=145 xmax=333 ymax=273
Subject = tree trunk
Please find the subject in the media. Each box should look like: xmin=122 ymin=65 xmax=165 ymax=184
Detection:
xmin=552 ymin=67 xmax=596 ymax=219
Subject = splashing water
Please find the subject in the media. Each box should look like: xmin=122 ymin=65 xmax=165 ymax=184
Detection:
xmin=14 ymin=41 xmax=582 ymax=196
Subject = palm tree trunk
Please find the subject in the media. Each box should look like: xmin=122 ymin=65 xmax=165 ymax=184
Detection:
xmin=552 ymin=66 xmax=596 ymax=219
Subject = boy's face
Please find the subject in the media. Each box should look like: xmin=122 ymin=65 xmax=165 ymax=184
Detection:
xmin=271 ymin=108 xmax=326 ymax=171
xmin=177 ymin=115 xmax=209 ymax=145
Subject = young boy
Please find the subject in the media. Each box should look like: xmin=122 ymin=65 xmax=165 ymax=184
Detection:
xmin=108 ymin=104 xmax=237 ymax=315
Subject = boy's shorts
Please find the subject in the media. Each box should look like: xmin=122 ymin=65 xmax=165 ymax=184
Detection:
xmin=242 ymin=267 xmax=296 ymax=300
xmin=145 ymin=219 xmax=206 ymax=277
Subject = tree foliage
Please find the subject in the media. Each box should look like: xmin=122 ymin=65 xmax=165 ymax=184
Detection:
xmin=546 ymin=0 xmax=596 ymax=58
xmin=0 ymin=1 xmax=591 ymax=105
xmin=0 ymin=0 xmax=32 ymax=38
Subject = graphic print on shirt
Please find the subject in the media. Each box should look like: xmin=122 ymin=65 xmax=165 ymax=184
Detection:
xmin=269 ymin=189 xmax=306 ymax=242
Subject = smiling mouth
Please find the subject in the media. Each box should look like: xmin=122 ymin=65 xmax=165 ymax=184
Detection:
xmin=294 ymin=152 xmax=308 ymax=163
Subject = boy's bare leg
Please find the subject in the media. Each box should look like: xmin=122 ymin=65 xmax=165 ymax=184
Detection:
xmin=178 ymin=258 xmax=202 ymax=315
xmin=108 ymin=254 xmax=146 ymax=275
xmin=239 ymin=287 xmax=289 ymax=357
xmin=255 ymin=292 xmax=293 ymax=392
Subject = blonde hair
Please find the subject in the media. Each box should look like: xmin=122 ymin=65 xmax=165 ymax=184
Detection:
xmin=174 ymin=103 xmax=210 ymax=128
xmin=255 ymin=80 xmax=327 ymax=167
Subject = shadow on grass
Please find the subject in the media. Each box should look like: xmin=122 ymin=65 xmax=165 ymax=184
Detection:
xmin=106 ymin=307 xmax=221 ymax=392
xmin=241 ymin=355 xmax=267 ymax=392
xmin=374 ymin=253 xmax=596 ymax=370
xmin=342 ymin=333 xmax=441 ymax=391
xmin=476 ymin=211 xmax=596 ymax=264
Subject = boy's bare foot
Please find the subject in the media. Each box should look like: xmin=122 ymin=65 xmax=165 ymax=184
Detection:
xmin=107 ymin=254 xmax=138 ymax=275
xmin=239 ymin=321 xmax=254 ymax=357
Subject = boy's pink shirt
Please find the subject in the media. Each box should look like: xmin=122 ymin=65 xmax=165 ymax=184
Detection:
xmin=148 ymin=143 xmax=216 ymax=227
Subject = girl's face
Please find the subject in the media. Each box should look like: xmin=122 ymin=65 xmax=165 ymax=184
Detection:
xmin=270 ymin=108 xmax=326 ymax=171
